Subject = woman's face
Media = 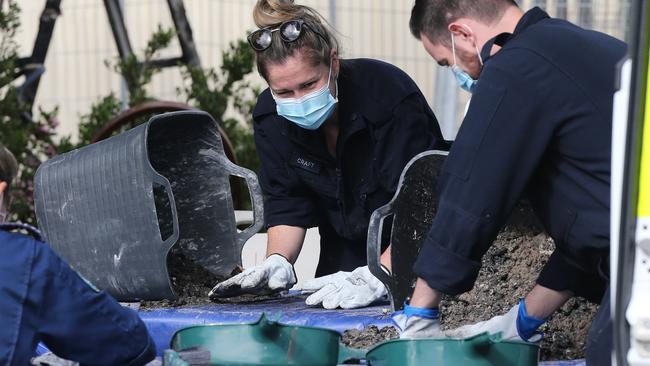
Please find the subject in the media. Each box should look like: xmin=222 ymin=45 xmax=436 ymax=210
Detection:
xmin=266 ymin=51 xmax=338 ymax=100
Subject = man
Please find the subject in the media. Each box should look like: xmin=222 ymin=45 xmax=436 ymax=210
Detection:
xmin=0 ymin=144 xmax=156 ymax=365
xmin=393 ymin=1 xmax=626 ymax=363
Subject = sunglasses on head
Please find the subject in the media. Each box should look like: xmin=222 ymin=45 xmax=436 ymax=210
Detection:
xmin=247 ymin=19 xmax=327 ymax=52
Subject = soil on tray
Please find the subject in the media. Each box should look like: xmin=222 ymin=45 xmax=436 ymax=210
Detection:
xmin=139 ymin=248 xmax=280 ymax=310
xmin=341 ymin=325 xmax=399 ymax=349
xmin=341 ymin=205 xmax=598 ymax=361
xmin=140 ymin=248 xmax=223 ymax=309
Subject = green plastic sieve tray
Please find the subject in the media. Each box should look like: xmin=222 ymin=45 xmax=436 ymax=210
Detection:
xmin=365 ymin=332 xmax=539 ymax=366
xmin=167 ymin=314 xmax=366 ymax=366
xmin=166 ymin=314 xmax=539 ymax=366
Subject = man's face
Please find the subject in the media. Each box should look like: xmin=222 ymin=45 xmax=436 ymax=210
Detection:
xmin=420 ymin=32 xmax=482 ymax=79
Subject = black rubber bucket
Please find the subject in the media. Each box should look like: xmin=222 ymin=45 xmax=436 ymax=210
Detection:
xmin=34 ymin=111 xmax=263 ymax=301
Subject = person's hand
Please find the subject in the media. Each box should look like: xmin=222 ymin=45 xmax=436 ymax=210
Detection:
xmin=208 ymin=254 xmax=296 ymax=298
xmin=392 ymin=302 xmax=444 ymax=338
xmin=300 ymin=266 xmax=387 ymax=309
xmin=445 ymin=299 xmax=545 ymax=343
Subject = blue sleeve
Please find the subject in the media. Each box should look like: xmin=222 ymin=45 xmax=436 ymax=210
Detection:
xmin=254 ymin=116 xmax=320 ymax=229
xmin=414 ymin=49 xmax=557 ymax=294
xmin=28 ymin=242 xmax=156 ymax=365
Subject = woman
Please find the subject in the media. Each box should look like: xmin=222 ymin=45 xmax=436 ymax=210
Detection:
xmin=210 ymin=0 xmax=449 ymax=309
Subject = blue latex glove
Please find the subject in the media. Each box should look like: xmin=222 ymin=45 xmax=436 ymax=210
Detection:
xmin=516 ymin=299 xmax=546 ymax=340
xmin=392 ymin=302 xmax=445 ymax=339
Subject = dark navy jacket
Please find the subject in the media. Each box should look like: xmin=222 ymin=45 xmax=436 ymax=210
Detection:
xmin=253 ymin=58 xmax=449 ymax=275
xmin=0 ymin=224 xmax=156 ymax=365
xmin=414 ymin=8 xmax=627 ymax=296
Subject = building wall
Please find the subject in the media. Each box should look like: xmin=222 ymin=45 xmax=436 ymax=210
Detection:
xmin=15 ymin=0 xmax=631 ymax=141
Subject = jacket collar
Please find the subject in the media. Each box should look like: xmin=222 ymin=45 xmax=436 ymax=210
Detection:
xmin=0 ymin=222 xmax=43 ymax=240
xmin=480 ymin=7 xmax=550 ymax=63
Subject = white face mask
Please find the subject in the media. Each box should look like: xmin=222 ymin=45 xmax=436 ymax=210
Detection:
xmin=0 ymin=193 xmax=7 ymax=223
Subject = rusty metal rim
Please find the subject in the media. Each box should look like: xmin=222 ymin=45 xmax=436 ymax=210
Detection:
xmin=90 ymin=100 xmax=238 ymax=165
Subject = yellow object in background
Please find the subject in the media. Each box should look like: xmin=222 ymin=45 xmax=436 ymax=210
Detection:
xmin=640 ymin=61 xmax=650 ymax=217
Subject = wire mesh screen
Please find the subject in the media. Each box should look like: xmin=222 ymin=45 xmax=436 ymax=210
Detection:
xmin=14 ymin=0 xmax=632 ymax=140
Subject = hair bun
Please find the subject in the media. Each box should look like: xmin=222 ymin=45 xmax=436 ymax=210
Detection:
xmin=253 ymin=0 xmax=303 ymax=28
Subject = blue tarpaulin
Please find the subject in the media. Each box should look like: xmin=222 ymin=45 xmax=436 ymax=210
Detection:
xmin=35 ymin=293 xmax=588 ymax=365
xmin=140 ymin=293 xmax=393 ymax=353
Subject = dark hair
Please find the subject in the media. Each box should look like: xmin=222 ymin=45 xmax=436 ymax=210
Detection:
xmin=410 ymin=0 xmax=518 ymax=44
xmin=252 ymin=0 xmax=339 ymax=80
xmin=0 ymin=144 xmax=18 ymax=197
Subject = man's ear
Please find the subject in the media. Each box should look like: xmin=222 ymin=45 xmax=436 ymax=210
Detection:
xmin=448 ymin=22 xmax=475 ymax=43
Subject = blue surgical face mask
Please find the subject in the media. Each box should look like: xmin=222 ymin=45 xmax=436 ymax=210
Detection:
xmin=272 ymin=64 xmax=338 ymax=130
xmin=450 ymin=33 xmax=483 ymax=93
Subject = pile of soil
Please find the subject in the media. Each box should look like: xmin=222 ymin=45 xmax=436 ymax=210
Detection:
xmin=435 ymin=205 xmax=598 ymax=361
xmin=438 ymin=229 xmax=597 ymax=361
xmin=140 ymin=249 xmax=282 ymax=310
xmin=340 ymin=205 xmax=598 ymax=361
xmin=141 ymin=248 xmax=222 ymax=309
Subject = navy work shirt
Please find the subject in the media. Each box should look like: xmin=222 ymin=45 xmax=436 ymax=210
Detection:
xmin=414 ymin=8 xmax=627 ymax=297
xmin=0 ymin=224 xmax=156 ymax=365
xmin=253 ymin=58 xmax=449 ymax=276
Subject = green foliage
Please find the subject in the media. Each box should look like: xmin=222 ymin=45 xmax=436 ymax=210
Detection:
xmin=109 ymin=25 xmax=174 ymax=106
xmin=76 ymin=28 xmax=261 ymax=176
xmin=65 ymin=26 xmax=175 ymax=152
xmin=0 ymin=0 xmax=20 ymax=89
xmin=0 ymin=1 xmax=62 ymax=224
xmin=75 ymin=94 xmax=122 ymax=148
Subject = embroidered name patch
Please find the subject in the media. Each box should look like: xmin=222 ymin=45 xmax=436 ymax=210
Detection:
xmin=291 ymin=155 xmax=322 ymax=174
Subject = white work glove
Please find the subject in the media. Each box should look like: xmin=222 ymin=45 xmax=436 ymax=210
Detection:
xmin=208 ymin=254 xmax=296 ymax=298
xmin=300 ymin=266 xmax=387 ymax=309
xmin=445 ymin=299 xmax=545 ymax=343
xmin=392 ymin=303 xmax=445 ymax=339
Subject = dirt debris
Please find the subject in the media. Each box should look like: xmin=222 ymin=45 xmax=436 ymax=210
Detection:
xmin=341 ymin=325 xmax=399 ymax=349
xmin=341 ymin=205 xmax=598 ymax=360
xmin=438 ymin=229 xmax=597 ymax=361
xmin=340 ymin=232 xmax=597 ymax=360
xmin=140 ymin=248 xmax=222 ymax=309
xmin=140 ymin=249 xmax=284 ymax=310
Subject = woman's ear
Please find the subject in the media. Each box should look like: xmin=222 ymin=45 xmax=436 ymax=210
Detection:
xmin=0 ymin=182 xmax=6 ymax=196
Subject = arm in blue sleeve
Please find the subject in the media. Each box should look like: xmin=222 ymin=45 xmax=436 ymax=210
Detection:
xmin=29 ymin=242 xmax=156 ymax=366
